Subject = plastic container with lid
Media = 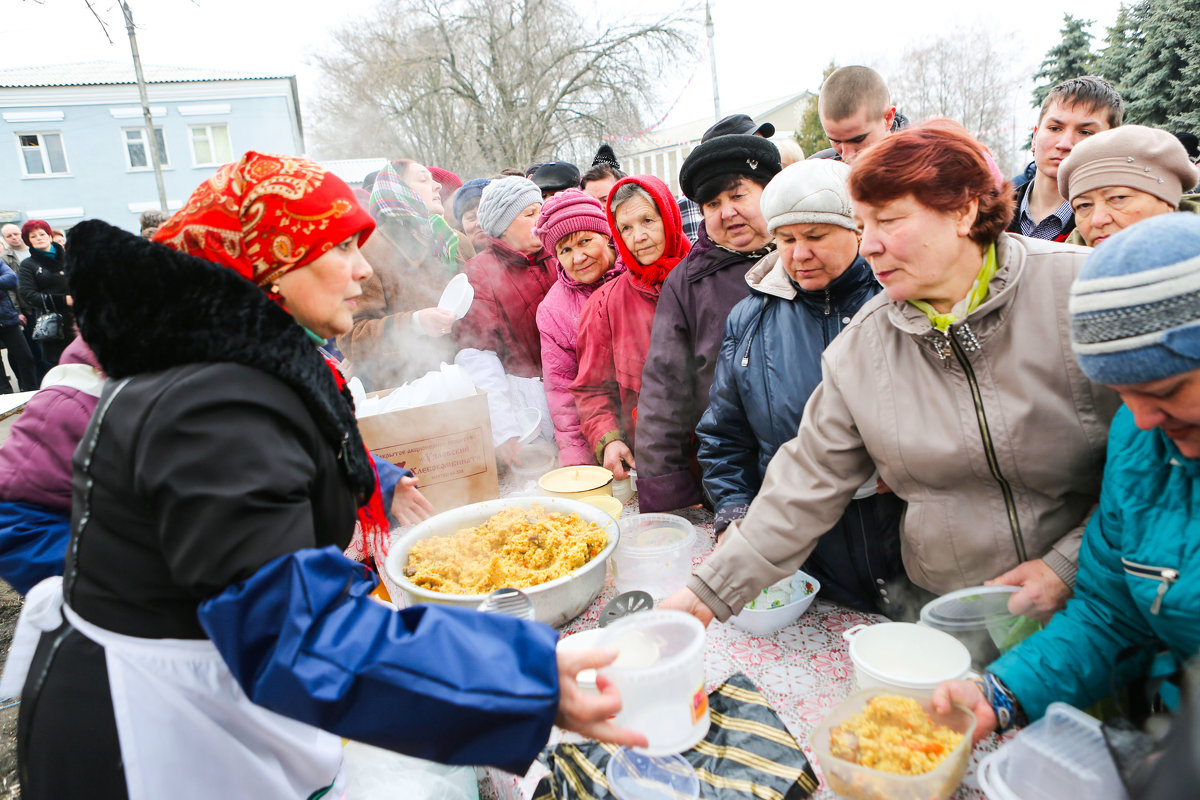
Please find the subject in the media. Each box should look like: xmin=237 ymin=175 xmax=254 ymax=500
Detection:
xmin=612 ymin=513 xmax=696 ymax=599
xmin=598 ymin=610 xmax=709 ymax=756
xmin=811 ymin=689 xmax=976 ymax=800
xmin=977 ymin=702 xmax=1130 ymax=800
xmin=920 ymin=586 xmax=1043 ymax=670
xmin=843 ymin=622 xmax=971 ymax=692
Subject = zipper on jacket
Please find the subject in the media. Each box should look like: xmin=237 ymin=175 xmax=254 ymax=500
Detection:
xmin=741 ymin=298 xmax=768 ymax=367
xmin=948 ymin=330 xmax=1027 ymax=563
xmin=1121 ymin=558 xmax=1180 ymax=615
xmin=824 ymin=289 xmax=831 ymax=316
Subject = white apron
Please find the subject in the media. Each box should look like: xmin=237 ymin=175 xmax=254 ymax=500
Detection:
xmin=2 ymin=578 xmax=348 ymax=800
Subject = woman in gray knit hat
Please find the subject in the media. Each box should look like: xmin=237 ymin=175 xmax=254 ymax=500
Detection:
xmin=454 ymin=177 xmax=556 ymax=467
xmin=1059 ymin=124 xmax=1200 ymax=247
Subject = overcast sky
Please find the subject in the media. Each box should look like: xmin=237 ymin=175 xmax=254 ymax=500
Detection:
xmin=9 ymin=0 xmax=1128 ymax=140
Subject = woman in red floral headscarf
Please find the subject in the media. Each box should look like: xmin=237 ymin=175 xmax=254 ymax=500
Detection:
xmin=8 ymin=152 xmax=644 ymax=800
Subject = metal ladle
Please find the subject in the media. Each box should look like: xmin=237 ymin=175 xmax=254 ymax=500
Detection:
xmin=477 ymin=587 xmax=535 ymax=621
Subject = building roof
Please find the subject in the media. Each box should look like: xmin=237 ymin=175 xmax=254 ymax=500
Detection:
xmin=618 ymin=91 xmax=813 ymax=153
xmin=0 ymin=61 xmax=292 ymax=88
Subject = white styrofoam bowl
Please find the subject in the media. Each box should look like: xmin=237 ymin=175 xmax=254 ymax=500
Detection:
xmin=730 ymin=570 xmax=821 ymax=635
xmin=384 ymin=496 xmax=619 ymax=628
xmin=843 ymin=622 xmax=972 ymax=692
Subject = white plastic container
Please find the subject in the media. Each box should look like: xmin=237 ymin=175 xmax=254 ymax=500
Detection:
xmin=598 ymin=610 xmax=709 ymax=756
xmin=612 ymin=514 xmax=696 ymax=599
xmin=730 ymin=571 xmax=821 ymax=635
xmin=843 ymin=622 xmax=971 ymax=692
xmin=978 ymin=702 xmax=1130 ymax=800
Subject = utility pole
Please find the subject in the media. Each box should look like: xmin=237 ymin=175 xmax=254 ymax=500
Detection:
xmin=705 ymin=0 xmax=721 ymax=123
xmin=121 ymin=1 xmax=168 ymax=213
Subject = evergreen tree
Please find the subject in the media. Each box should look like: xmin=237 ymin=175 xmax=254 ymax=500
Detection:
xmin=1121 ymin=0 xmax=1200 ymax=126
xmin=1032 ymin=15 xmax=1098 ymax=108
xmin=796 ymin=61 xmax=839 ymax=158
xmin=1095 ymin=2 xmax=1148 ymax=94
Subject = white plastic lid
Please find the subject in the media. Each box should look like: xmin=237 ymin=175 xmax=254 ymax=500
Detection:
xmin=606 ymin=751 xmax=698 ymax=800
xmin=921 ymin=585 xmax=1020 ymax=631
xmin=849 ymin=622 xmax=971 ymax=686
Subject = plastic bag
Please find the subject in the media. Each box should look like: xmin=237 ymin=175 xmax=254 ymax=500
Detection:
xmin=343 ymin=740 xmax=479 ymax=800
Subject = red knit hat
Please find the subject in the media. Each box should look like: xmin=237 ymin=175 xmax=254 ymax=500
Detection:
xmin=153 ymin=152 xmax=375 ymax=288
xmin=427 ymin=166 xmax=463 ymax=194
xmin=535 ymin=188 xmax=609 ymax=255
xmin=20 ymin=219 xmax=52 ymax=248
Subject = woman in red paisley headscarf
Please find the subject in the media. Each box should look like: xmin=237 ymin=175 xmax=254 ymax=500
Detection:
xmin=8 ymin=152 xmax=644 ymax=800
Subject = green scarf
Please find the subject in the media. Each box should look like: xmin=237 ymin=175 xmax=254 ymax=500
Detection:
xmin=909 ymin=243 xmax=997 ymax=332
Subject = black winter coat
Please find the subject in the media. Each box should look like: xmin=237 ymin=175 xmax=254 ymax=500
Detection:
xmin=18 ymin=244 xmax=70 ymax=317
xmin=696 ymin=254 xmax=905 ymax=614
xmin=635 ymin=225 xmax=762 ymax=512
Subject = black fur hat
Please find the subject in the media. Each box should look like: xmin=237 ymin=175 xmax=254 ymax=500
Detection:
xmin=679 ymin=134 xmax=782 ymax=204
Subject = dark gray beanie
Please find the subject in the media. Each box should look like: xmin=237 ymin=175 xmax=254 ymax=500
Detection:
xmin=478 ymin=177 xmax=543 ymax=238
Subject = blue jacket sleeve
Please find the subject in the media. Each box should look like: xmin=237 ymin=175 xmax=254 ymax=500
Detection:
xmin=197 ymin=545 xmax=561 ymax=774
xmin=990 ymin=414 xmax=1157 ymax=720
xmin=371 ymin=454 xmax=412 ymax=526
xmin=696 ymin=307 xmax=762 ymax=515
xmin=0 ymin=263 xmax=17 ymax=292
xmin=0 ymin=502 xmax=70 ymax=595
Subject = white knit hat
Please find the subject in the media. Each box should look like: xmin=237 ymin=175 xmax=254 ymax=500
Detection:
xmin=478 ymin=177 xmax=543 ymax=239
xmin=759 ymin=159 xmax=856 ymax=234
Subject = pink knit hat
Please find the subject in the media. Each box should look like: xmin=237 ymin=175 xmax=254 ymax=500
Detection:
xmin=535 ymin=188 xmax=609 ymax=254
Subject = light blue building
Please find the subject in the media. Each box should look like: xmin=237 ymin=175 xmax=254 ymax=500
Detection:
xmin=0 ymin=61 xmax=304 ymax=233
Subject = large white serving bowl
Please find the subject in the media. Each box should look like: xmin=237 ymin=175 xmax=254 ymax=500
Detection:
xmin=384 ymin=496 xmax=620 ymax=628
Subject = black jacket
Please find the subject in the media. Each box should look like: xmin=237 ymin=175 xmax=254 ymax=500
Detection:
xmin=18 ymin=244 xmax=70 ymax=317
xmin=696 ymin=254 xmax=904 ymax=613
xmin=65 ymin=220 xmax=366 ymax=638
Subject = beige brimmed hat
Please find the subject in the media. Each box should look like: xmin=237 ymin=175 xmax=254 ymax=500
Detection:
xmin=1058 ymin=125 xmax=1199 ymax=208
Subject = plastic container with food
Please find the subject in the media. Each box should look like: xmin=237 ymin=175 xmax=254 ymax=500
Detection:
xmin=811 ymin=689 xmax=976 ymax=800
xmin=537 ymin=465 xmax=614 ymax=500
xmin=598 ymin=610 xmax=709 ymax=756
xmin=842 ymin=622 xmax=971 ymax=692
xmin=611 ymin=513 xmax=696 ymax=599
xmin=730 ymin=570 xmax=821 ymax=635
xmin=920 ymin=585 xmax=1043 ymax=670
xmin=977 ymin=702 xmax=1129 ymax=800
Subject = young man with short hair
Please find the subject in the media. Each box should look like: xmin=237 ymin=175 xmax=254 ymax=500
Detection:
xmin=813 ymin=66 xmax=906 ymax=164
xmin=1010 ymin=76 xmax=1124 ymax=241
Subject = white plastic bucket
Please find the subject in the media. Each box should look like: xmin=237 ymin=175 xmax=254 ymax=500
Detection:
xmin=598 ymin=610 xmax=709 ymax=756
xmin=843 ymin=622 xmax=971 ymax=692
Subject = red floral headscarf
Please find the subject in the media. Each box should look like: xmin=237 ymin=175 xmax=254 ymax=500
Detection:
xmin=154 ymin=151 xmax=375 ymax=288
xmin=154 ymin=151 xmax=388 ymax=543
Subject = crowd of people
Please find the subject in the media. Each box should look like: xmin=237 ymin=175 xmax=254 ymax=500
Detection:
xmin=0 ymin=63 xmax=1198 ymax=796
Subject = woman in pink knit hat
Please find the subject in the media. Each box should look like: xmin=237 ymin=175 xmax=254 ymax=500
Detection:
xmin=534 ymin=189 xmax=625 ymax=466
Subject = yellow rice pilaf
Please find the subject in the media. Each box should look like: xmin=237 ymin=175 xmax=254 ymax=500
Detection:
xmin=403 ymin=505 xmax=608 ymax=594
xmin=829 ymin=695 xmax=964 ymax=776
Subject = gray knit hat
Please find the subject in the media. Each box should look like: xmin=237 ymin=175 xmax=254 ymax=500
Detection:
xmin=759 ymin=160 xmax=856 ymax=234
xmin=1058 ymin=125 xmax=1200 ymax=208
xmin=478 ymin=177 xmax=543 ymax=238
xmin=1069 ymin=212 xmax=1200 ymax=385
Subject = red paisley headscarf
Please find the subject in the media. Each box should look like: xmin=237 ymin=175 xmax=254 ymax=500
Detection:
xmin=154 ymin=152 xmax=389 ymax=544
xmin=154 ymin=151 xmax=375 ymax=288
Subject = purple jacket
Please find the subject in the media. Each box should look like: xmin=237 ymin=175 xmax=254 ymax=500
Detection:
xmin=635 ymin=225 xmax=763 ymax=512
xmin=536 ymin=256 xmax=624 ymax=466
xmin=0 ymin=336 xmax=103 ymax=513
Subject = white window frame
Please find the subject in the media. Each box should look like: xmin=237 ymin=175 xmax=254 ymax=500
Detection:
xmin=188 ymin=123 xmax=233 ymax=167
xmin=123 ymin=126 xmax=170 ymax=170
xmin=16 ymin=131 xmax=70 ymax=177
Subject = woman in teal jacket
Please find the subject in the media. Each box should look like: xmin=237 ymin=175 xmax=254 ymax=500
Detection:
xmin=935 ymin=212 xmax=1200 ymax=737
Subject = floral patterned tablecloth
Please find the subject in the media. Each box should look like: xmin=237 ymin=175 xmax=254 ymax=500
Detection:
xmin=473 ymin=491 xmax=1009 ymax=800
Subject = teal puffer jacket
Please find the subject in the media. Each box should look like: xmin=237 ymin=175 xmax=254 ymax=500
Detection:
xmin=991 ymin=405 xmax=1200 ymax=720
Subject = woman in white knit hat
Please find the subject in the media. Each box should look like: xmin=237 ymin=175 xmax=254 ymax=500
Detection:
xmin=454 ymin=177 xmax=556 ymax=467
xmin=695 ymin=159 xmax=907 ymax=615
